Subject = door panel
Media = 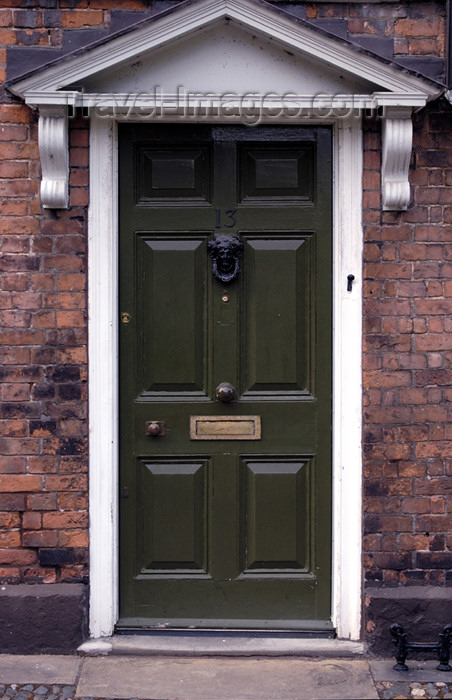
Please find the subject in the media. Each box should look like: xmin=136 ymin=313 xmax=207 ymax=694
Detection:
xmin=137 ymin=235 xmax=208 ymax=396
xmin=239 ymin=143 xmax=314 ymax=203
xmin=243 ymin=235 xmax=312 ymax=395
xmin=137 ymin=146 xmax=211 ymax=204
xmin=242 ymin=458 xmax=311 ymax=573
xmin=138 ymin=459 xmax=208 ymax=573
xmin=119 ymin=124 xmax=332 ymax=631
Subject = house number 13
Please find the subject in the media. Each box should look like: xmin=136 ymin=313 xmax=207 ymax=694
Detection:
xmin=216 ymin=208 xmax=237 ymax=228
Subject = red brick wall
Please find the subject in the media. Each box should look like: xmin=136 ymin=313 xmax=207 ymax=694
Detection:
xmin=0 ymin=102 xmax=89 ymax=583
xmin=363 ymin=103 xmax=452 ymax=591
xmin=0 ymin=2 xmax=451 ymax=594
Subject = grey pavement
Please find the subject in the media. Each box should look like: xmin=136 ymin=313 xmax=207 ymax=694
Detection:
xmin=1 ymin=653 xmax=452 ymax=699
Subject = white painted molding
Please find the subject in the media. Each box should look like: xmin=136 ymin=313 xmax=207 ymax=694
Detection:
xmin=38 ymin=106 xmax=69 ymax=209
xmin=23 ymin=91 xmax=429 ymax=111
xmin=332 ymin=117 xmax=363 ymax=641
xmin=382 ymin=107 xmax=413 ymax=211
xmin=87 ymin=114 xmax=363 ymax=641
xmin=88 ymin=114 xmax=119 ymax=638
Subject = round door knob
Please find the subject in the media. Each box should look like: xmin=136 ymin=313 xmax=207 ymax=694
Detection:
xmin=216 ymin=382 xmax=236 ymax=403
xmin=145 ymin=421 xmax=166 ymax=436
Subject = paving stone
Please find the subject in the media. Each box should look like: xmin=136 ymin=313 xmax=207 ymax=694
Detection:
xmin=0 ymin=658 xmax=79 ymax=686
xmin=1 ymin=659 xmax=452 ymax=699
xmin=371 ymin=659 xmax=452 ymax=683
xmin=60 ymin=688 xmax=75 ymax=699
xmin=377 ymin=685 xmax=400 ymax=699
xmin=388 ymin=682 xmax=411 ymax=695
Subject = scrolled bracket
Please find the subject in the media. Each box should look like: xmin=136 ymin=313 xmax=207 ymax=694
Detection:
xmin=382 ymin=107 xmax=413 ymax=211
xmin=38 ymin=105 xmax=69 ymax=209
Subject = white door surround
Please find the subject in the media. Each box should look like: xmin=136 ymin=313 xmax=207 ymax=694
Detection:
xmin=7 ymin=0 xmax=441 ymax=642
xmin=87 ymin=112 xmax=364 ymax=640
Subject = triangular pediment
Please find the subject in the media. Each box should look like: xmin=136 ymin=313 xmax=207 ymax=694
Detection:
xmin=9 ymin=0 xmax=441 ymax=104
xmin=77 ymin=21 xmax=381 ymax=97
xmin=7 ymin=0 xmax=443 ymax=212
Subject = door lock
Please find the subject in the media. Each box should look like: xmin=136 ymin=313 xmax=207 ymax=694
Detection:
xmin=145 ymin=421 xmax=166 ymax=437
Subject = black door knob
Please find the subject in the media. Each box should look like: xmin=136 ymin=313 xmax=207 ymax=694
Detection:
xmin=145 ymin=421 xmax=166 ymax=436
xmin=216 ymin=382 xmax=236 ymax=403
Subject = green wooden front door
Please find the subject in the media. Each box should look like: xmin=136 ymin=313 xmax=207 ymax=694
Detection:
xmin=118 ymin=124 xmax=332 ymax=631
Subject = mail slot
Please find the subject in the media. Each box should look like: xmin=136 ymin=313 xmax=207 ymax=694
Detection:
xmin=190 ymin=415 xmax=261 ymax=440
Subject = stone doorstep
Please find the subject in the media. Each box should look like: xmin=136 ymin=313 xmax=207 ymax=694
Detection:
xmin=76 ymin=656 xmax=379 ymax=700
xmin=78 ymin=634 xmax=365 ymax=658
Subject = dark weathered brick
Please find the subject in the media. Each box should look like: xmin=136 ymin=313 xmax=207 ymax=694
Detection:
xmin=48 ymin=366 xmax=81 ymax=383
xmin=38 ymin=547 xmax=88 ymax=566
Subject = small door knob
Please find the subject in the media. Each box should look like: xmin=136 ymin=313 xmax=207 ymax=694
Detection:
xmin=145 ymin=421 xmax=166 ymax=436
xmin=216 ymin=382 xmax=236 ymax=403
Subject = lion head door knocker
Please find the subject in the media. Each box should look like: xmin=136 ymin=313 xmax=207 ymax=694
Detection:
xmin=208 ymin=234 xmax=244 ymax=283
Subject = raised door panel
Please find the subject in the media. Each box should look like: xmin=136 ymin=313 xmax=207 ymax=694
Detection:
xmin=241 ymin=458 xmax=312 ymax=575
xmin=239 ymin=143 xmax=314 ymax=204
xmin=242 ymin=235 xmax=313 ymax=398
xmin=137 ymin=145 xmax=212 ymax=204
xmin=136 ymin=235 xmax=208 ymax=398
xmin=137 ymin=459 xmax=209 ymax=575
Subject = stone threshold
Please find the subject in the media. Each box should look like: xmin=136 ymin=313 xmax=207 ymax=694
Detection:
xmin=78 ymin=633 xmax=365 ymax=657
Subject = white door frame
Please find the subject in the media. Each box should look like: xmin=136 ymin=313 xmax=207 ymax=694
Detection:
xmin=87 ymin=113 xmax=363 ymax=640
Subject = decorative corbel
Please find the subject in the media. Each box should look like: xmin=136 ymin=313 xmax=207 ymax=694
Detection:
xmin=38 ymin=105 xmax=69 ymax=209
xmin=381 ymin=107 xmax=413 ymax=211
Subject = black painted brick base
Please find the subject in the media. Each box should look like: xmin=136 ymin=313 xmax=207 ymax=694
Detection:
xmin=365 ymin=586 xmax=452 ymax=656
xmin=0 ymin=583 xmax=88 ymax=654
